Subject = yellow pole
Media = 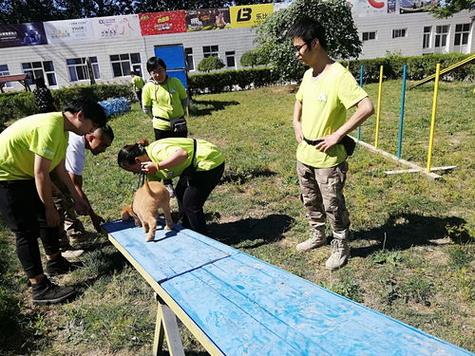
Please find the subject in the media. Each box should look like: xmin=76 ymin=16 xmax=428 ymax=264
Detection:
xmin=374 ymin=65 xmax=384 ymax=148
xmin=426 ymin=63 xmax=441 ymax=172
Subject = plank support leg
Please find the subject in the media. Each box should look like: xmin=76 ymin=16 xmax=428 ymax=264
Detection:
xmin=153 ymin=294 xmax=185 ymax=356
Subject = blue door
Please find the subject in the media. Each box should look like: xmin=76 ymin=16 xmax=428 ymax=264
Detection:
xmin=154 ymin=44 xmax=188 ymax=89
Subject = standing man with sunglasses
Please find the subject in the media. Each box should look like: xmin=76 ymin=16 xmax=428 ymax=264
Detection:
xmin=289 ymin=16 xmax=374 ymax=270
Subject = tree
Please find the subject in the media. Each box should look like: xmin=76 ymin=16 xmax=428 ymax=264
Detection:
xmin=0 ymin=0 xmax=62 ymax=23
xmin=255 ymin=0 xmax=361 ymax=81
xmin=430 ymin=0 xmax=475 ymax=18
xmin=240 ymin=48 xmax=268 ymax=67
xmin=197 ymin=56 xmax=225 ymax=72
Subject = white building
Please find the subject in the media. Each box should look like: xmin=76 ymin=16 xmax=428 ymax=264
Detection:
xmin=0 ymin=3 xmax=473 ymax=92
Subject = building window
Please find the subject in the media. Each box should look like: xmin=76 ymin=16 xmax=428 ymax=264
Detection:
xmin=454 ymin=23 xmax=470 ymax=46
xmin=22 ymin=61 xmax=57 ymax=86
xmin=392 ymin=28 xmax=407 ymax=38
xmin=0 ymin=64 xmax=11 ymax=87
xmin=203 ymin=45 xmax=219 ymax=58
xmin=66 ymin=57 xmax=100 ymax=82
xmin=423 ymin=26 xmax=431 ymax=49
xmin=226 ymin=51 xmax=236 ymax=68
xmin=362 ymin=32 xmax=376 ymax=41
xmin=185 ymin=48 xmax=194 ymax=71
xmin=434 ymin=25 xmax=449 ymax=48
xmin=110 ymin=53 xmax=141 ymax=77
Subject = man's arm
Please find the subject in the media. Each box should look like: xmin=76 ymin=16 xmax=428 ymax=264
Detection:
xmin=292 ymin=100 xmax=304 ymax=143
xmin=34 ymin=154 xmax=60 ymax=227
xmin=53 ymin=161 xmax=89 ymax=215
xmin=317 ymin=97 xmax=374 ymax=153
xmin=68 ymin=172 xmax=104 ymax=232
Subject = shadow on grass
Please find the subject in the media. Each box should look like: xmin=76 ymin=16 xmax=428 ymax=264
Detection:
xmin=351 ymin=213 xmax=472 ymax=258
xmin=221 ymin=168 xmax=276 ymax=185
xmin=208 ymin=213 xmax=294 ymax=248
xmin=190 ymin=99 xmax=239 ymax=117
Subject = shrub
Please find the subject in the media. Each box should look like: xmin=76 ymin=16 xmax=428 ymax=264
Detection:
xmin=189 ymin=67 xmax=280 ymax=94
xmin=197 ymin=56 xmax=225 ymax=72
xmin=349 ymin=53 xmax=475 ymax=84
xmin=0 ymin=83 xmax=134 ymax=126
xmin=240 ymin=49 xmax=268 ymax=67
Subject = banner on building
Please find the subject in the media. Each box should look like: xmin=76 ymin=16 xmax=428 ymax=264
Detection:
xmin=186 ymin=8 xmax=230 ymax=31
xmin=0 ymin=22 xmax=47 ymax=48
xmin=91 ymin=15 xmax=141 ymax=40
xmin=229 ymin=4 xmax=274 ymax=28
xmin=400 ymin=0 xmax=436 ymax=14
xmin=139 ymin=11 xmax=187 ymax=35
xmin=350 ymin=0 xmax=389 ymax=17
xmin=44 ymin=19 xmax=93 ymax=43
xmin=45 ymin=15 xmax=140 ymax=43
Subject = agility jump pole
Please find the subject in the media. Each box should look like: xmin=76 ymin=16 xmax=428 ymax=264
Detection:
xmin=396 ymin=64 xmax=407 ymax=159
xmin=353 ymin=63 xmax=455 ymax=180
xmin=357 ymin=64 xmax=364 ymax=141
xmin=374 ymin=65 xmax=384 ymax=148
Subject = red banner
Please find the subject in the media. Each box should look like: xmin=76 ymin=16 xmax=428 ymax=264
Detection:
xmin=139 ymin=11 xmax=187 ymax=35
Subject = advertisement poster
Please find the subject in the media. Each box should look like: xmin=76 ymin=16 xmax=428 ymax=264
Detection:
xmin=139 ymin=11 xmax=187 ymax=35
xmin=0 ymin=22 xmax=47 ymax=48
xmin=229 ymin=4 xmax=274 ymax=28
xmin=351 ymin=0 xmax=388 ymax=17
xmin=44 ymin=19 xmax=93 ymax=43
xmin=186 ymin=8 xmax=231 ymax=31
xmin=400 ymin=0 xmax=436 ymax=14
xmin=91 ymin=15 xmax=141 ymax=40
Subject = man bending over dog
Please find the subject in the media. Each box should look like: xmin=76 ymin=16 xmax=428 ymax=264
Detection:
xmin=53 ymin=125 xmax=114 ymax=255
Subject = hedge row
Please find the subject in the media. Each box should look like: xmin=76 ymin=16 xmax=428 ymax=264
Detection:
xmin=189 ymin=67 xmax=280 ymax=94
xmin=348 ymin=53 xmax=475 ymax=83
xmin=0 ymin=83 xmax=134 ymax=126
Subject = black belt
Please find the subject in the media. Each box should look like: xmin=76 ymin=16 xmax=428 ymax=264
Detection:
xmin=303 ymin=135 xmax=356 ymax=156
xmin=303 ymin=137 xmax=323 ymax=146
xmin=153 ymin=116 xmax=184 ymax=122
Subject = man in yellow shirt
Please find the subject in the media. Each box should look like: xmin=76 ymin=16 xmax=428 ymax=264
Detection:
xmin=289 ymin=17 xmax=374 ymax=270
xmin=0 ymin=100 xmax=107 ymax=304
xmin=130 ymin=71 xmax=145 ymax=108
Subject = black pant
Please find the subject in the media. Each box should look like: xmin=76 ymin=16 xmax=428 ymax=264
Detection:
xmin=154 ymin=127 xmax=188 ymax=140
xmin=135 ymin=90 xmax=142 ymax=107
xmin=0 ymin=180 xmax=59 ymax=278
xmin=175 ymin=163 xmax=224 ymax=235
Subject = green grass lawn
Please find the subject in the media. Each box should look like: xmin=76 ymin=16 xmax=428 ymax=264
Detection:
xmin=1 ymin=80 xmax=474 ymax=354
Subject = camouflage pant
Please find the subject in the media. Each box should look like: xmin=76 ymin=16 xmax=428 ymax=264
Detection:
xmin=50 ymin=174 xmax=85 ymax=249
xmin=296 ymin=160 xmax=350 ymax=240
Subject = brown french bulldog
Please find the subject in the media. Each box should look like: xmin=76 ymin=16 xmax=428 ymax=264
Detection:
xmin=121 ymin=179 xmax=174 ymax=241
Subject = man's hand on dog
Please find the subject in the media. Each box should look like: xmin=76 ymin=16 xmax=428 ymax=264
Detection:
xmin=141 ymin=161 xmax=159 ymax=174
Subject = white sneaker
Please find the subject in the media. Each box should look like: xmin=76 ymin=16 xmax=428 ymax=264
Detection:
xmin=296 ymin=235 xmax=327 ymax=252
xmin=325 ymin=239 xmax=350 ymax=270
xmin=165 ymin=184 xmax=175 ymax=198
xmin=61 ymin=249 xmax=84 ymax=261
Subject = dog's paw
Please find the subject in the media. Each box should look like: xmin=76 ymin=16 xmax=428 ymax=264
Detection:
xmin=165 ymin=224 xmax=174 ymax=231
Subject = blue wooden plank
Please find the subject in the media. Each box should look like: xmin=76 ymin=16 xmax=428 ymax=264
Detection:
xmin=203 ymin=253 xmax=472 ymax=355
xmin=162 ymin=271 xmax=301 ymax=356
xmin=173 ymin=225 xmax=241 ymax=257
xmin=103 ymin=220 xmax=230 ymax=282
xmin=184 ymin=266 xmax=332 ymax=354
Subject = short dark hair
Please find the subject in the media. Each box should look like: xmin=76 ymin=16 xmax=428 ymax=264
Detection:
xmin=63 ymin=99 xmax=108 ymax=127
xmin=146 ymin=57 xmax=167 ymax=73
xmin=97 ymin=124 xmax=114 ymax=142
xmin=288 ymin=16 xmax=327 ymax=50
xmin=117 ymin=142 xmax=148 ymax=168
